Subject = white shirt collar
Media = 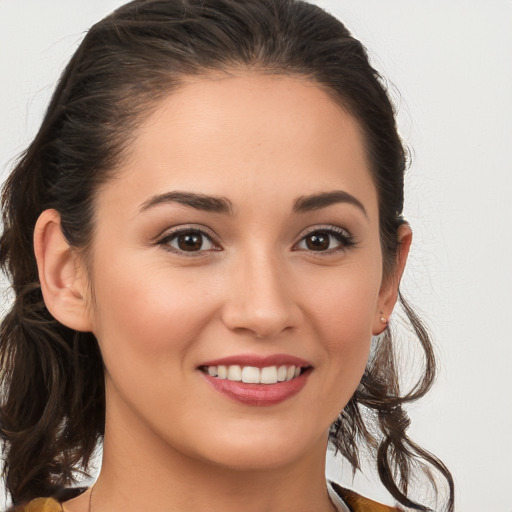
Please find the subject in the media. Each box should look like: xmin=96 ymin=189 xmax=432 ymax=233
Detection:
xmin=327 ymin=480 xmax=351 ymax=512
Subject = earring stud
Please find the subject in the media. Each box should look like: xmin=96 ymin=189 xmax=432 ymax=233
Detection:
xmin=380 ymin=316 xmax=388 ymax=325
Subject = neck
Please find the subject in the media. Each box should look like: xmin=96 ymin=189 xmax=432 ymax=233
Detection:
xmin=89 ymin=402 xmax=335 ymax=512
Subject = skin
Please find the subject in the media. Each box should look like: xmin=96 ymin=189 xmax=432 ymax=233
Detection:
xmin=35 ymin=71 xmax=411 ymax=512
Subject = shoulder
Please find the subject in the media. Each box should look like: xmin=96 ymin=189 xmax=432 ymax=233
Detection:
xmin=331 ymin=482 xmax=403 ymax=512
xmin=12 ymin=485 xmax=401 ymax=512
xmin=6 ymin=488 xmax=85 ymax=512
xmin=6 ymin=497 xmax=62 ymax=512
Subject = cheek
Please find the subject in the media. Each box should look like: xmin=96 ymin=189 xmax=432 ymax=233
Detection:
xmin=308 ymin=262 xmax=380 ymax=332
xmin=302 ymin=258 xmax=382 ymax=385
xmin=90 ymin=258 xmax=219 ymax=372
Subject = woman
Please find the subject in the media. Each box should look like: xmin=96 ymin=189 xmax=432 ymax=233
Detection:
xmin=0 ymin=1 xmax=454 ymax=511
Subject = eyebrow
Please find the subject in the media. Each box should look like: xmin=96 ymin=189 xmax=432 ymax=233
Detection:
xmin=138 ymin=189 xmax=366 ymax=217
xmin=293 ymin=190 xmax=367 ymax=217
xmin=139 ymin=191 xmax=233 ymax=215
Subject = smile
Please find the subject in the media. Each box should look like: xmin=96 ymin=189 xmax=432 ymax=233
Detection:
xmin=201 ymin=364 xmax=303 ymax=384
xmin=198 ymin=354 xmax=312 ymax=405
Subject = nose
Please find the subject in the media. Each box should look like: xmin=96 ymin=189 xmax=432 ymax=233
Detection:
xmin=221 ymin=250 xmax=303 ymax=339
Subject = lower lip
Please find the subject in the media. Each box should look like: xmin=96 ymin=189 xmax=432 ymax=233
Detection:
xmin=201 ymin=370 xmax=310 ymax=406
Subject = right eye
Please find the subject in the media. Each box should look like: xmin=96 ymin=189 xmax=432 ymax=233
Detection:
xmin=158 ymin=228 xmax=220 ymax=254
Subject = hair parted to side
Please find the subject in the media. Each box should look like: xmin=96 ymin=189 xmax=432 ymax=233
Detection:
xmin=0 ymin=0 xmax=454 ymax=510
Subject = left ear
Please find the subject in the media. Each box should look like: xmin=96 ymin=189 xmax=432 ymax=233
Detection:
xmin=373 ymin=223 xmax=412 ymax=335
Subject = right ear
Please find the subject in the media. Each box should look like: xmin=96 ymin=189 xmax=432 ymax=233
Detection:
xmin=34 ymin=209 xmax=93 ymax=332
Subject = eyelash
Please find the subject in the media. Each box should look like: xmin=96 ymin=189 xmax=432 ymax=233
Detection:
xmin=156 ymin=225 xmax=356 ymax=256
xmin=294 ymin=225 xmax=356 ymax=254
xmin=157 ymin=226 xmax=221 ymax=256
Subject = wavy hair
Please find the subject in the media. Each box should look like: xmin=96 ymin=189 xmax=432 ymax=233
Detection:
xmin=1 ymin=0 xmax=454 ymax=510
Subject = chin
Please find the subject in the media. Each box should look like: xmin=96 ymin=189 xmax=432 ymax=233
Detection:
xmin=184 ymin=421 xmax=328 ymax=472
xmin=203 ymin=446 xmax=307 ymax=472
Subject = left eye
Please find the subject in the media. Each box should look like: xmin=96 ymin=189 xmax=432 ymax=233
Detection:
xmin=295 ymin=229 xmax=353 ymax=252
xmin=162 ymin=230 xmax=217 ymax=253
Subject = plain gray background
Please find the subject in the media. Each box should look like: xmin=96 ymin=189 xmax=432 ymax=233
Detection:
xmin=1 ymin=1 xmax=511 ymax=511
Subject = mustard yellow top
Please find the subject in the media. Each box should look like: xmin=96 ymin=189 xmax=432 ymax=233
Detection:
xmin=10 ymin=486 xmax=400 ymax=512
xmin=10 ymin=497 xmax=63 ymax=512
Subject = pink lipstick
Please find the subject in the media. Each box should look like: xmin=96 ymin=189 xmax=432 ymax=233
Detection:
xmin=198 ymin=354 xmax=312 ymax=406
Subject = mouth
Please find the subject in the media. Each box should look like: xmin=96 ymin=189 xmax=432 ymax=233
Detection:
xmin=199 ymin=364 xmax=308 ymax=384
xmin=198 ymin=355 xmax=312 ymax=406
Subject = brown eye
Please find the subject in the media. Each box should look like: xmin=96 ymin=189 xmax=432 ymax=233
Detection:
xmin=305 ymin=232 xmax=330 ymax=251
xmin=295 ymin=227 xmax=355 ymax=253
xmin=162 ymin=229 xmax=217 ymax=253
xmin=177 ymin=233 xmax=203 ymax=251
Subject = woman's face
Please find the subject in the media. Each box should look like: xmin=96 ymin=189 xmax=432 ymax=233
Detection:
xmin=85 ymin=72 xmax=396 ymax=470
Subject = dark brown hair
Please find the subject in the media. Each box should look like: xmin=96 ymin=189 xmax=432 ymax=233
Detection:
xmin=0 ymin=0 xmax=454 ymax=510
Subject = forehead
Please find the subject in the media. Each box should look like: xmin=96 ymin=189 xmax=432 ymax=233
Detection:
xmin=100 ymin=71 xmax=378 ymax=218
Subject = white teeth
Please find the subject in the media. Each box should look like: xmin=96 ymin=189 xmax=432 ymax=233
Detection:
xmin=241 ymin=366 xmax=260 ymax=383
xmin=206 ymin=364 xmax=303 ymax=384
xmin=227 ymin=365 xmax=242 ymax=381
xmin=277 ymin=365 xmax=288 ymax=382
xmin=260 ymin=366 xmax=278 ymax=384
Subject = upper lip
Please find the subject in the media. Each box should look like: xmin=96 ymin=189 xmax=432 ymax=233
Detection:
xmin=198 ymin=353 xmax=311 ymax=369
